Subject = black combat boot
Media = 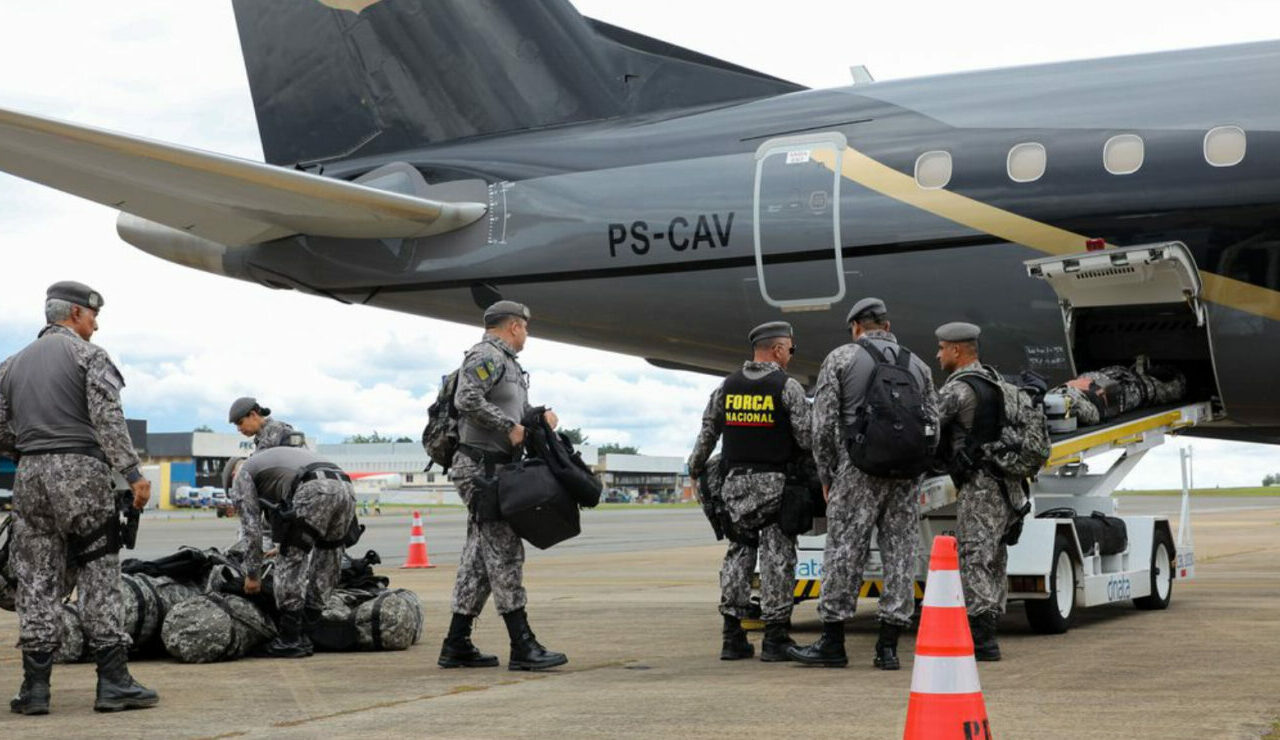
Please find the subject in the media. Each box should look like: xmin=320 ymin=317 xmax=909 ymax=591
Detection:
xmin=93 ymin=646 xmax=158 ymax=712
xmin=266 ymin=610 xmax=314 ymax=658
xmin=760 ymin=621 xmax=796 ymax=662
xmin=873 ymin=621 xmax=902 ymax=670
xmin=503 ymin=609 xmax=567 ymax=671
xmin=969 ymin=613 xmax=1001 ymax=662
xmin=10 ymin=651 xmax=53 ymax=715
xmin=438 ymin=613 xmax=499 ymax=668
xmin=786 ymin=620 xmax=848 ymax=667
xmin=719 ymin=614 xmax=754 ymax=660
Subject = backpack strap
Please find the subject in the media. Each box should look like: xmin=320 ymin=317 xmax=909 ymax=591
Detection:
xmin=854 ymin=338 xmax=888 ymax=364
xmin=369 ymin=590 xmax=393 ymax=650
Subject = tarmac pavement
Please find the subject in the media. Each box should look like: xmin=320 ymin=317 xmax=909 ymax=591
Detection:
xmin=1 ymin=500 xmax=1278 ymax=738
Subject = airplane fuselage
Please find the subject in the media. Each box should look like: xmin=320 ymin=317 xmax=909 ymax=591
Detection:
xmin=146 ymin=41 xmax=1280 ymax=436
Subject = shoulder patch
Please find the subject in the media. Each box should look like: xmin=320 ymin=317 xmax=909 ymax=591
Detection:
xmin=473 ymin=359 xmax=496 ymax=381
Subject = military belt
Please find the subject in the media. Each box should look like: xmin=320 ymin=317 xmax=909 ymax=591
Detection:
xmin=19 ymin=446 xmax=107 ymax=464
xmin=724 ymin=462 xmax=787 ymax=475
xmin=459 ymin=444 xmax=513 ymax=466
xmin=298 ymin=468 xmax=351 ymax=486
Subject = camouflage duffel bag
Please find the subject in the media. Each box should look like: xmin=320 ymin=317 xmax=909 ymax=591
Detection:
xmin=161 ymin=593 xmax=276 ymax=663
xmin=120 ymin=574 xmax=203 ymax=652
xmin=354 ymin=588 xmax=425 ymax=651
xmin=52 ymin=603 xmax=88 ymax=664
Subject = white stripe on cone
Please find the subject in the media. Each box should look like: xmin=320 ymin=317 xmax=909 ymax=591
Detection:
xmin=412 ymin=512 xmax=423 ymax=527
xmin=921 ymin=570 xmax=965 ymax=608
xmin=909 ymin=655 xmax=984 ymax=694
xmin=409 ymin=533 xmax=426 ymax=544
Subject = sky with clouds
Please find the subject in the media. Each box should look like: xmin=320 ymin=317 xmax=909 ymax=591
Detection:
xmin=1 ymin=0 xmax=1278 ymax=488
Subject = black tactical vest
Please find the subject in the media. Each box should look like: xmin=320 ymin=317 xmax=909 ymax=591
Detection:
xmin=720 ymin=369 xmax=793 ymax=468
xmin=0 ymin=331 xmax=98 ymax=453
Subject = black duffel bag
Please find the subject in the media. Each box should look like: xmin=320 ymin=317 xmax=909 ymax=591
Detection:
xmin=1038 ymin=508 xmax=1128 ymax=556
xmin=497 ymin=458 xmax=581 ymax=549
xmin=1074 ymin=511 xmax=1127 ymax=555
xmin=521 ymin=407 xmax=602 ymax=508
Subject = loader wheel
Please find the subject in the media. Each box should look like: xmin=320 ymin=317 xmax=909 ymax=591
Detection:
xmin=1134 ymin=528 xmax=1174 ymax=611
xmin=1025 ymin=534 xmax=1076 ymax=634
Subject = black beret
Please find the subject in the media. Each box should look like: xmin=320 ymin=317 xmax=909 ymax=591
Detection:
xmin=748 ymin=321 xmax=794 ymax=344
xmin=483 ymin=300 xmax=531 ymax=324
xmin=47 ymin=281 xmax=103 ymax=311
xmin=846 ymin=297 xmax=886 ymax=324
xmin=935 ymin=322 xmax=981 ymax=342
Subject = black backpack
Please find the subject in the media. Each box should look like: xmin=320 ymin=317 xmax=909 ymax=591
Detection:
xmin=846 ymin=339 xmax=937 ymax=479
xmin=421 ymin=369 xmax=461 ymax=472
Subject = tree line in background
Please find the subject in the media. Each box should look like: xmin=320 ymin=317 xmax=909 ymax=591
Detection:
xmin=191 ymin=425 xmax=637 ymax=452
xmin=559 ymin=428 xmax=638 ymax=455
xmin=1263 ymin=474 xmax=1280 ymax=487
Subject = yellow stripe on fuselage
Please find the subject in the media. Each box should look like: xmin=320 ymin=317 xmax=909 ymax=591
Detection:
xmin=811 ymin=146 xmax=1280 ymax=323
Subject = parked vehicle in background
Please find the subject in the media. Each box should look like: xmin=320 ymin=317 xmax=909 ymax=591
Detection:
xmin=0 ymin=489 xmax=12 ymax=511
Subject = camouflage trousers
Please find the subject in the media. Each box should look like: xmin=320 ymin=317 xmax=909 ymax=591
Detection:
xmin=449 ymin=452 xmax=527 ymax=617
xmin=11 ymin=453 xmax=128 ymax=653
xmin=818 ymin=459 xmax=921 ymax=626
xmin=275 ymin=478 xmax=356 ymax=613
xmin=719 ymin=472 xmax=795 ymax=624
xmin=718 ymin=524 xmax=795 ymax=624
xmin=956 ymin=472 xmax=1023 ymax=617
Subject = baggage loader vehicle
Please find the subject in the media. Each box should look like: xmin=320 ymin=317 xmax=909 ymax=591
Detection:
xmin=783 ymin=242 xmax=1214 ymax=633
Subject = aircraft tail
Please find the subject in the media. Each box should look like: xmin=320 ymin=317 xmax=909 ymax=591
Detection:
xmin=231 ymin=0 xmax=803 ymax=167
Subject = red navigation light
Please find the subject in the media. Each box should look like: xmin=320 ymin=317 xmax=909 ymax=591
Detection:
xmin=1085 ymin=238 xmax=1107 ymax=251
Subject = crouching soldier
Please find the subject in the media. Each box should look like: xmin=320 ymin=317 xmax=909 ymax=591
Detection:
xmin=688 ymin=321 xmax=811 ymax=662
xmin=223 ymin=447 xmax=357 ymax=657
xmin=228 ymin=397 xmax=297 ymax=453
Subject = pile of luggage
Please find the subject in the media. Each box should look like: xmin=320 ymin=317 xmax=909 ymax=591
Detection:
xmin=0 ymin=524 xmax=423 ymax=664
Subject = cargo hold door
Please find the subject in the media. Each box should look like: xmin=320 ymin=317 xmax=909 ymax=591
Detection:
xmin=1025 ymin=241 xmax=1221 ymax=404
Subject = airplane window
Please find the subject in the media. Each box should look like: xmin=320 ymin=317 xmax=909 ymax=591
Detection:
xmin=1103 ymin=134 xmax=1144 ymax=175
xmin=915 ymin=150 xmax=952 ymax=189
xmin=1007 ymin=142 xmax=1046 ymax=183
xmin=1204 ymin=126 xmax=1246 ymax=167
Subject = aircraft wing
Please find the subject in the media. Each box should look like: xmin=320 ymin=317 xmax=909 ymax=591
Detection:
xmin=0 ymin=106 xmax=487 ymax=247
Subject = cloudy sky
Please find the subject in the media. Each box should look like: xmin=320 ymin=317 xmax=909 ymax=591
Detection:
xmin=2 ymin=0 xmax=1278 ymax=488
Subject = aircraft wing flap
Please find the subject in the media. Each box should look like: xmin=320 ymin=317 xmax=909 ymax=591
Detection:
xmin=0 ymin=106 xmax=487 ymax=247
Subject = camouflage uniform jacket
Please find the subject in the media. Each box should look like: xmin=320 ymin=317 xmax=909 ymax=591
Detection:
xmin=0 ymin=324 xmax=140 ymax=478
xmin=455 ymin=335 xmax=533 ymax=453
xmin=810 ymin=330 xmax=938 ymax=487
xmin=253 ymin=417 xmax=296 ymax=453
xmin=687 ymin=360 xmax=811 ymax=479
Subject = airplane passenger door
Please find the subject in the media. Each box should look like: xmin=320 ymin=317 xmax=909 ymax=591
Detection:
xmin=752 ymin=132 xmax=847 ymax=311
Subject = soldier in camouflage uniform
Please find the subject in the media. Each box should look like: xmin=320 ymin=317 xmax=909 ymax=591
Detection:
xmin=935 ymin=321 xmax=1026 ymax=662
xmin=0 ymin=282 xmax=158 ymax=714
xmin=438 ymin=300 xmax=567 ymax=672
xmin=1053 ymin=357 xmax=1187 ymax=426
xmin=688 ymin=322 xmax=810 ymax=662
xmin=228 ymin=397 xmax=297 ymax=453
xmin=790 ymin=298 xmax=938 ymax=670
xmin=226 ymin=445 xmax=356 ymax=658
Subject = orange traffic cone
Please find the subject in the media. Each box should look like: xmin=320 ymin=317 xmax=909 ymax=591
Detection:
xmin=401 ymin=510 xmax=436 ymax=569
xmin=904 ymin=535 xmax=992 ymax=740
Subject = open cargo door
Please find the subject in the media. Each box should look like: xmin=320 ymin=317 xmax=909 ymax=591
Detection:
xmin=1026 ymin=242 xmax=1221 ymax=405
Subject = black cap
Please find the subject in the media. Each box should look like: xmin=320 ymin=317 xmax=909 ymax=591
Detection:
xmin=846 ymin=297 xmax=886 ymax=324
xmin=748 ymin=321 xmax=794 ymax=344
xmin=228 ymin=397 xmax=268 ymax=424
xmin=483 ymin=300 xmax=531 ymax=325
xmin=47 ymin=281 xmax=103 ymax=311
xmin=935 ymin=322 xmax=981 ymax=342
